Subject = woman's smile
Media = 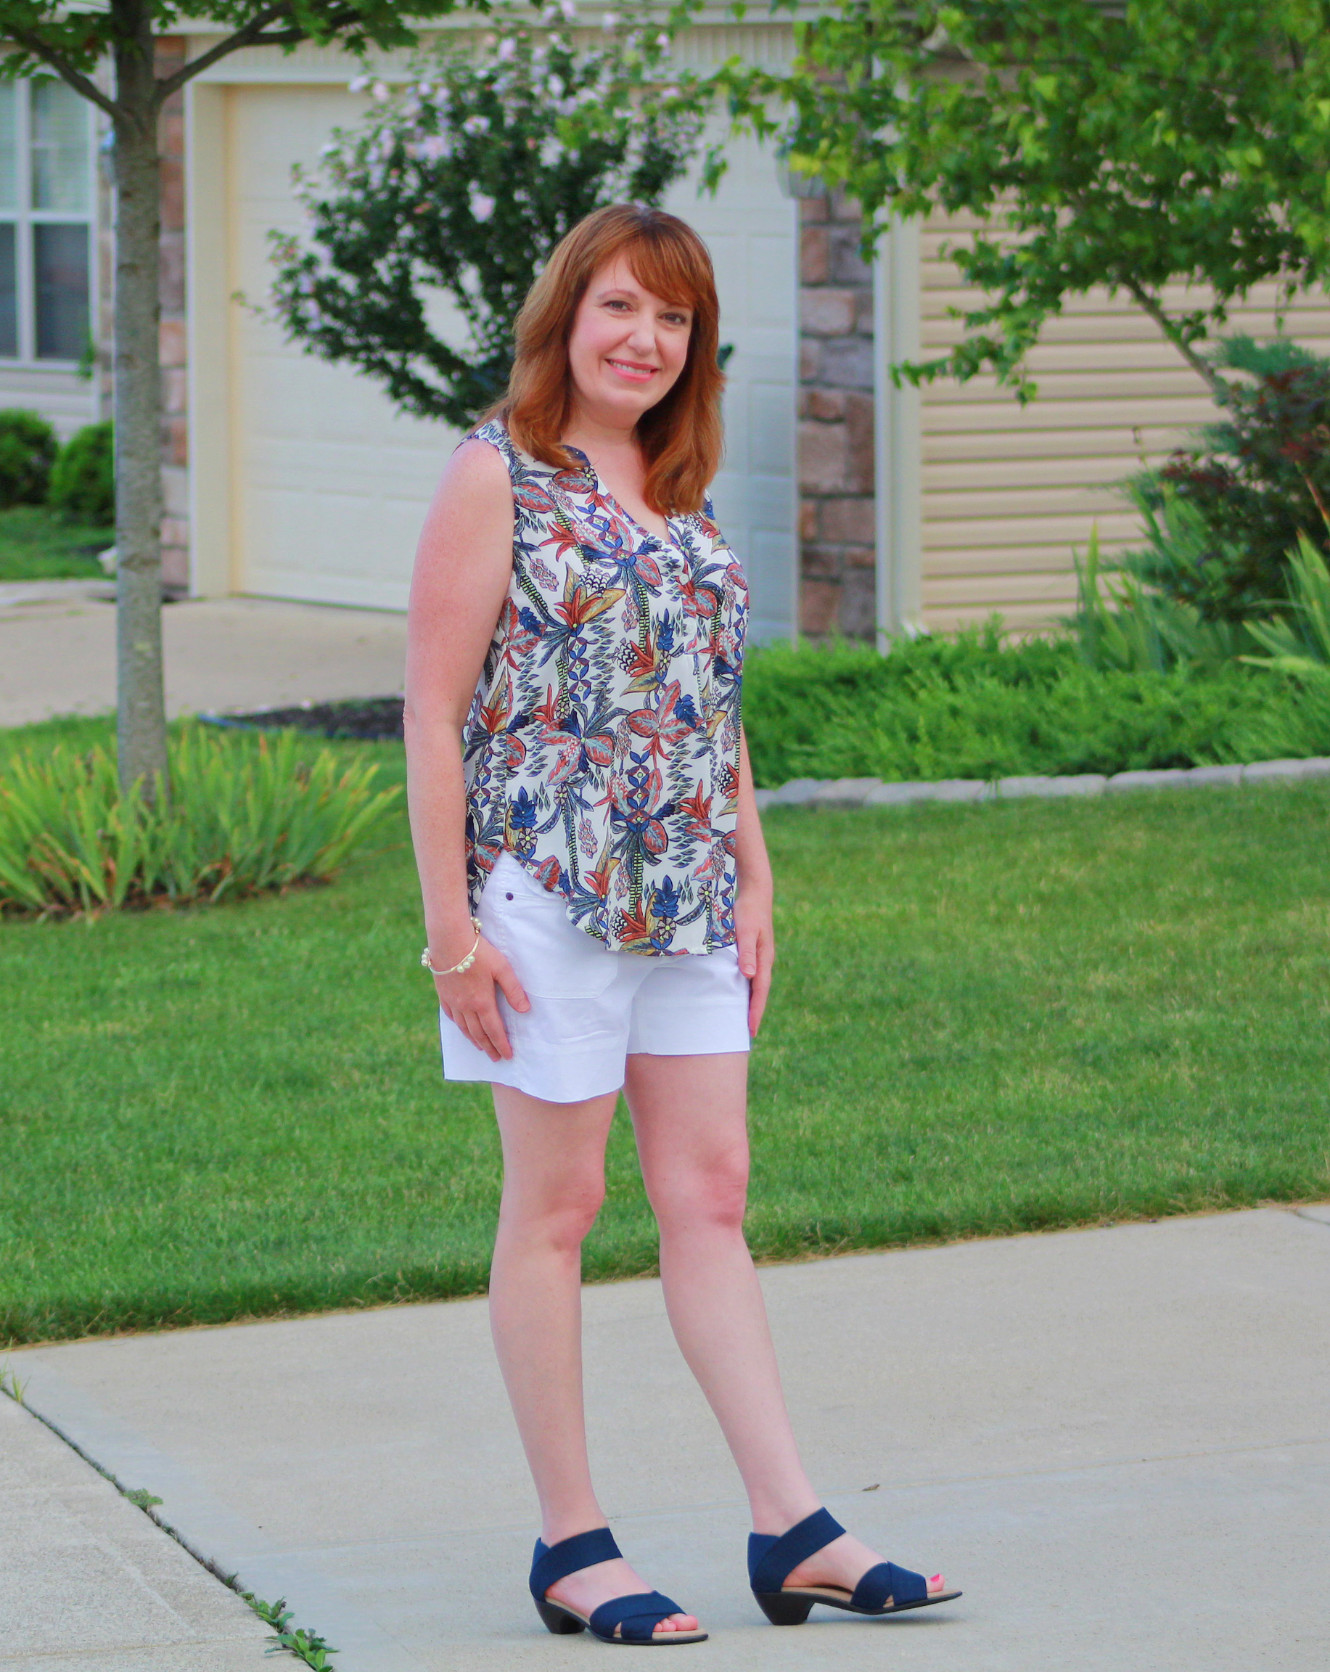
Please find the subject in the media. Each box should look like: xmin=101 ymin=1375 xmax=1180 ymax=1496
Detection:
xmin=605 ymin=356 xmax=658 ymax=382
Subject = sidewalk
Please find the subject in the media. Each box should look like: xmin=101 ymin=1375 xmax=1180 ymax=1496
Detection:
xmin=0 ymin=1394 xmax=272 ymax=1669
xmin=6 ymin=1205 xmax=1330 ymax=1670
xmin=0 ymin=582 xmax=407 ymax=728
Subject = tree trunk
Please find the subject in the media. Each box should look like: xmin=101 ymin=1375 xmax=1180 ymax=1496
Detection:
xmin=112 ymin=8 xmax=167 ymax=797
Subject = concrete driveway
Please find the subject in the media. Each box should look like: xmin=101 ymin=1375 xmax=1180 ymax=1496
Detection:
xmin=0 ymin=582 xmax=407 ymax=728
xmin=6 ymin=1205 xmax=1329 ymax=1671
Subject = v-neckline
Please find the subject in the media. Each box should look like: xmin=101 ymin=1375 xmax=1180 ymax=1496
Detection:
xmin=565 ymin=444 xmax=678 ymax=551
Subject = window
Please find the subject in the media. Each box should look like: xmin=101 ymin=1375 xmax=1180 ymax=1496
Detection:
xmin=0 ymin=78 xmax=93 ymax=364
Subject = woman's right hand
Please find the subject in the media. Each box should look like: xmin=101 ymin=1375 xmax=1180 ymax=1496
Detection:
xmin=433 ymin=935 xmax=530 ymax=1062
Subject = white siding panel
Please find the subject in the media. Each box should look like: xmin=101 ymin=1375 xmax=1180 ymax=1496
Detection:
xmin=223 ymin=84 xmax=797 ymax=636
xmin=914 ymin=211 xmax=1330 ymax=632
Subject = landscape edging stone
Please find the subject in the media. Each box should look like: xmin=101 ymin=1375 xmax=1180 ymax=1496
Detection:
xmin=751 ymin=756 xmax=1330 ymax=811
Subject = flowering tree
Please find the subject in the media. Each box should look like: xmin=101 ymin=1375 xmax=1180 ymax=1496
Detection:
xmin=268 ymin=2 xmax=709 ymax=428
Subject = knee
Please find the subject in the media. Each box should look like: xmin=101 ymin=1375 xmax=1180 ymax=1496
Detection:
xmin=501 ymin=1175 xmax=605 ymax=1254
xmin=651 ymin=1146 xmax=750 ymax=1237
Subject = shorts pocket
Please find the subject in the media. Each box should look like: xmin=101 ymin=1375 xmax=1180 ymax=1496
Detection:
xmin=483 ymin=854 xmax=619 ymax=1000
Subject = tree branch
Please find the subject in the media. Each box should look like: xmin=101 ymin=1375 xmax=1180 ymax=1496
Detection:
xmin=154 ymin=2 xmax=364 ymax=105
xmin=2 ymin=26 xmax=125 ymax=123
xmin=1122 ymin=276 xmax=1232 ymax=403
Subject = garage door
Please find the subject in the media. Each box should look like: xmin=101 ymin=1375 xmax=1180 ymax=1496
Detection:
xmin=224 ymin=84 xmax=797 ymax=638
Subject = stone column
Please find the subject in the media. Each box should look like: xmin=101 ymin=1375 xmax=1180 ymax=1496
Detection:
xmin=796 ymin=189 xmax=876 ymax=640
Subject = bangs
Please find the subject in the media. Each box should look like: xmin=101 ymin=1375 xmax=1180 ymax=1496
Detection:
xmin=615 ymin=228 xmax=712 ymax=313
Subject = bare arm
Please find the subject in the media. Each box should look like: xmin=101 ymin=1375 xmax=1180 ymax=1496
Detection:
xmin=404 ymin=437 xmax=528 ymax=1060
xmin=734 ymin=723 xmax=775 ymax=1036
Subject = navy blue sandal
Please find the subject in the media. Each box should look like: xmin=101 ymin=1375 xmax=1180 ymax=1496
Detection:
xmin=530 ymin=1526 xmax=708 ymax=1646
xmin=748 ymin=1507 xmax=961 ymax=1625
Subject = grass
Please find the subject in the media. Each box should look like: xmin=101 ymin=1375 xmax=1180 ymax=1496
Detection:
xmin=0 ymin=504 xmax=113 ymax=582
xmin=3 ymin=717 xmax=1329 ymax=1346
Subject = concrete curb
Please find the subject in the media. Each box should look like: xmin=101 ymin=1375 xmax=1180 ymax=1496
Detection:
xmin=753 ymin=756 xmax=1330 ymax=811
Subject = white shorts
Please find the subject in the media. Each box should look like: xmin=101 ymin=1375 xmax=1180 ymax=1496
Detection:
xmin=439 ymin=850 xmax=751 ymax=1104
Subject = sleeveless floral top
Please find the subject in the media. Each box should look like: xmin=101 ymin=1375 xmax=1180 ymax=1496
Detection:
xmin=461 ymin=419 xmax=748 ymax=956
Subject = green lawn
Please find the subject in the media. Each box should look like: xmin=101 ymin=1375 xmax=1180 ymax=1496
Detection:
xmin=3 ymin=719 xmax=1328 ymax=1346
xmin=0 ymin=505 xmax=114 ymax=582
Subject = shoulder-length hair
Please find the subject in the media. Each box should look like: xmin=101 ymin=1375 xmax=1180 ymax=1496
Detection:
xmin=485 ymin=204 xmax=724 ymax=515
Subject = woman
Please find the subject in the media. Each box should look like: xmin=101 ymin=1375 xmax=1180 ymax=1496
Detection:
xmin=405 ymin=203 xmax=958 ymax=1646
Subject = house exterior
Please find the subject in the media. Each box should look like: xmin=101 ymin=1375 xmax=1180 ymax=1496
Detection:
xmin=2 ymin=14 xmax=1325 ymax=646
xmin=0 ymin=73 xmax=108 ymax=440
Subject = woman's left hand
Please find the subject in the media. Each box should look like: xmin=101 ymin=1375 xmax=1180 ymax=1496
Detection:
xmin=735 ymin=882 xmax=775 ymax=1038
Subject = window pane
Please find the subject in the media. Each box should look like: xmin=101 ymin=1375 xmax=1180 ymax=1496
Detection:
xmin=0 ymin=223 xmax=16 ymax=357
xmin=34 ymin=222 xmax=88 ymax=359
xmin=31 ymin=79 xmax=88 ymax=213
xmin=0 ymin=83 xmax=16 ymax=212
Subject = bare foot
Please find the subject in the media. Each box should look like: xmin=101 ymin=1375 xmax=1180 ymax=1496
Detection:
xmin=545 ymin=1554 xmax=700 ymax=1639
xmin=781 ymin=1529 xmax=949 ymax=1602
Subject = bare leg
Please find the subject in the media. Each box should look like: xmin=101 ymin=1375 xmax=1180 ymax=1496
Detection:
xmin=624 ymin=1052 xmax=948 ymax=1598
xmin=488 ymin=1082 xmax=699 ymax=1634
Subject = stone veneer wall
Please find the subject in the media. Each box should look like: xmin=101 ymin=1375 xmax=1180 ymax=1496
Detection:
xmin=796 ymin=190 xmax=876 ymax=640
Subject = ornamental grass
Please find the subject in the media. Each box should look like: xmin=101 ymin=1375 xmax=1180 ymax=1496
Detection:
xmin=0 ymin=725 xmax=401 ymax=917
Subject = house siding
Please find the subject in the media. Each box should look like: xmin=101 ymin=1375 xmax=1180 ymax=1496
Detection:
xmin=916 ymin=210 xmax=1330 ymax=632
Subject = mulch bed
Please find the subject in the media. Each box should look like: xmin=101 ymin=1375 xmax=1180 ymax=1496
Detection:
xmin=202 ymin=697 xmax=404 ymax=742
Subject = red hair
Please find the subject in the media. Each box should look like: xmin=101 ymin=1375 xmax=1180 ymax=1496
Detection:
xmin=488 ymin=204 xmax=724 ymax=515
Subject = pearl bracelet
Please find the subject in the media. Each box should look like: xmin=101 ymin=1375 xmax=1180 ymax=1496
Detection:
xmin=421 ymin=916 xmax=484 ymax=977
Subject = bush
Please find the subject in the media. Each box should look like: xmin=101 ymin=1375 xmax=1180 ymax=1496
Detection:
xmin=0 ymin=726 xmax=401 ymax=917
xmin=1122 ymin=335 xmax=1330 ymax=621
xmin=740 ymin=626 xmax=1327 ymax=787
xmin=1243 ymin=530 xmax=1330 ymax=674
xmin=1065 ymin=524 xmax=1253 ymax=675
xmin=0 ymin=409 xmax=57 ymax=508
xmin=49 ymin=419 xmax=113 ymax=524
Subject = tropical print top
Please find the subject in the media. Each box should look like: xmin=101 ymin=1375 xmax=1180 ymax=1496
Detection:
xmin=461 ymin=418 xmax=748 ymax=956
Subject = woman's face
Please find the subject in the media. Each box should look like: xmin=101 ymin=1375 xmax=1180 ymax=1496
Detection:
xmin=565 ymin=254 xmax=694 ymax=429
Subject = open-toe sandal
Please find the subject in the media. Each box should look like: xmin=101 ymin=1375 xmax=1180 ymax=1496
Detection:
xmin=530 ymin=1527 xmax=708 ymax=1646
xmin=748 ymin=1507 xmax=961 ymax=1625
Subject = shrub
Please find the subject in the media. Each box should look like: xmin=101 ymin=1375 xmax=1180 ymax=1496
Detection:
xmin=1122 ymin=335 xmax=1330 ymax=621
xmin=0 ymin=726 xmax=401 ymax=917
xmin=1243 ymin=530 xmax=1330 ymax=674
xmin=49 ymin=420 xmax=114 ymax=524
xmin=740 ymin=627 xmax=1326 ymax=786
xmin=0 ymin=409 xmax=57 ymax=508
xmin=1229 ymin=666 xmax=1330 ymax=764
xmin=1065 ymin=524 xmax=1252 ymax=675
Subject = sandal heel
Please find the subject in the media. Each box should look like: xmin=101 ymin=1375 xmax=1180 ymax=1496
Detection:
xmin=534 ymin=1594 xmax=586 ymax=1635
xmin=754 ymin=1591 xmax=814 ymax=1626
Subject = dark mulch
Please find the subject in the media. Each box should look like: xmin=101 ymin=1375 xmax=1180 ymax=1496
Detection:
xmin=201 ymin=697 xmax=404 ymax=742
